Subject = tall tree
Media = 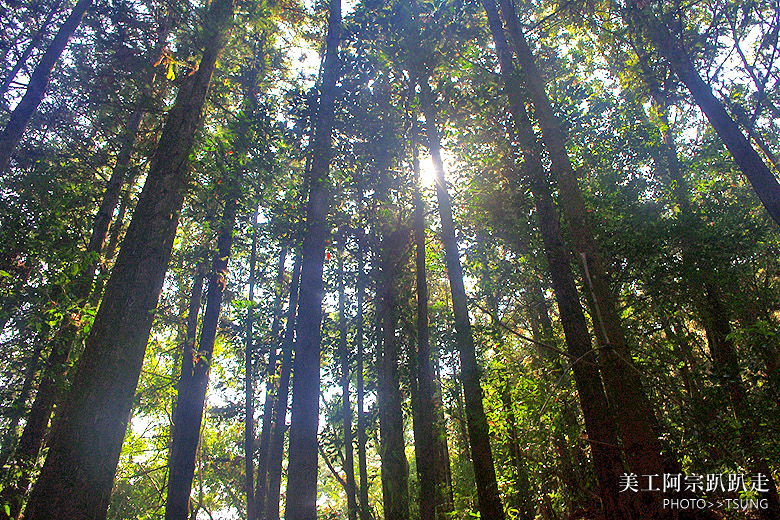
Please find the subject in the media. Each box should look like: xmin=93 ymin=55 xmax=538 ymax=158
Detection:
xmin=245 ymin=205 xmax=259 ymax=520
xmin=0 ymin=0 xmax=92 ymax=172
xmin=284 ymin=0 xmax=341 ymax=516
xmin=352 ymin=220 xmax=372 ymax=520
xmin=333 ymin=241 xmax=357 ymax=520
xmin=265 ymin=253 xmax=302 ymax=520
xmin=630 ymin=2 xmax=780 ymax=226
xmin=254 ymin=246 xmax=288 ymax=519
xmin=166 ymin=184 xmax=240 ymax=520
xmin=21 ymin=0 xmax=235 ymax=517
xmin=418 ymin=75 xmax=505 ymax=520
xmin=479 ymin=3 xmax=633 ymax=517
xmin=376 ymin=219 xmax=411 ymax=520
xmin=409 ymin=123 xmax=443 ymax=520
xmin=495 ymin=5 xmax=675 ymax=518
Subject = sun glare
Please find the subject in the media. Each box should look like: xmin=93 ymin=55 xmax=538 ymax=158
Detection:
xmin=419 ymin=153 xmax=437 ymax=187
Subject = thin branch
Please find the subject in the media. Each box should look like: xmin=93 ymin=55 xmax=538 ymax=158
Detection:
xmin=318 ymin=442 xmax=347 ymax=491
xmin=471 ymin=300 xmax=569 ymax=359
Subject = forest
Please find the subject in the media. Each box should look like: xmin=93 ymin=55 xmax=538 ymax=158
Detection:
xmin=0 ymin=0 xmax=779 ymax=518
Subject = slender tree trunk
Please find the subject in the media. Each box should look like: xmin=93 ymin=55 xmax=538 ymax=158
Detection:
xmin=284 ymin=0 xmax=340 ymax=517
xmin=266 ymin=254 xmax=302 ymax=520
xmin=335 ymin=249 xmax=357 ymax=520
xmin=171 ymin=268 xmax=206 ymax=444
xmin=410 ymin=126 xmax=441 ymax=520
xmin=0 ymin=336 xmax=44 ymax=481
xmin=418 ymin=78 xmax=505 ymax=520
xmin=22 ymin=2 xmax=234 ymax=517
xmin=88 ymin=108 xmax=144 ymax=257
xmin=255 ymin=247 xmax=288 ymax=519
xmin=0 ymin=334 xmax=71 ymax=520
xmin=245 ymin=206 xmax=259 ymax=520
xmin=479 ymin=4 xmax=632 ymax=518
xmin=432 ymin=357 xmax=454 ymax=517
xmin=0 ymin=0 xmax=92 ymax=172
xmin=632 ymin=3 xmax=780 ymax=226
xmin=354 ymin=227 xmax=371 ymax=520
xmin=104 ymin=185 xmax=133 ymax=263
xmin=167 ymin=190 xmax=239 ymax=520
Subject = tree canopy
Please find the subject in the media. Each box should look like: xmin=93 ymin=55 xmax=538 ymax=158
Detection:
xmin=0 ymin=0 xmax=779 ymax=519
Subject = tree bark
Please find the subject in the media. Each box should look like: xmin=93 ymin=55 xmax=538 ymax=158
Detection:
xmin=245 ymin=206 xmax=259 ymax=520
xmin=354 ymin=226 xmax=371 ymax=520
xmin=22 ymin=1 xmax=234 ymax=517
xmin=337 ymin=248 xmax=358 ymax=520
xmin=410 ymin=126 xmax=442 ymax=520
xmin=0 ymin=0 xmax=92 ymax=172
xmin=170 ymin=268 xmax=206 ymax=442
xmin=284 ymin=0 xmax=340 ymax=517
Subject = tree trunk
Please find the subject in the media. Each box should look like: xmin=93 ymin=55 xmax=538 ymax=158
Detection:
xmin=418 ymin=78 xmax=505 ymax=520
xmin=245 ymin=205 xmax=259 ymax=520
xmin=633 ymin=3 xmax=780 ymax=226
xmin=167 ymin=189 xmax=239 ymax=520
xmin=376 ymin=225 xmax=411 ymax=520
xmin=22 ymin=1 xmax=234 ymax=517
xmin=284 ymin=0 xmax=340 ymax=517
xmin=266 ymin=254 xmax=302 ymax=520
xmin=410 ymin=126 xmax=442 ymax=520
xmin=170 ymin=268 xmax=206 ymax=445
xmin=336 ymin=248 xmax=358 ymax=520
xmin=479 ymin=3 xmax=632 ymax=518
xmin=1 ymin=330 xmax=73 ymax=520
xmin=255 ymin=247 xmax=288 ymax=519
xmin=354 ymin=227 xmax=371 ymax=520
xmin=0 ymin=0 xmax=92 ymax=172
xmin=432 ymin=357 xmax=454 ymax=517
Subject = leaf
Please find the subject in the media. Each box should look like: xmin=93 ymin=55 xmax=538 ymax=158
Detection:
xmin=167 ymin=63 xmax=175 ymax=81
